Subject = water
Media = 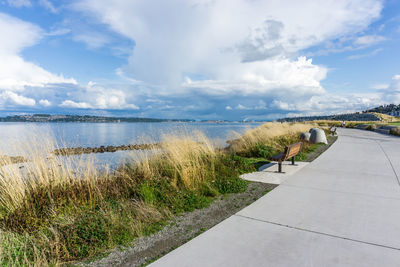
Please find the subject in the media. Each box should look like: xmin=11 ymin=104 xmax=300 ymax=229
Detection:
xmin=0 ymin=122 xmax=262 ymax=168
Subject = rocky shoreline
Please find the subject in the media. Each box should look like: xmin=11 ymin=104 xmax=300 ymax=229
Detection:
xmin=0 ymin=155 xmax=27 ymax=166
xmin=52 ymin=143 xmax=162 ymax=156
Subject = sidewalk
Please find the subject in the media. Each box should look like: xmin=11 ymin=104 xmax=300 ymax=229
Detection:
xmin=149 ymin=128 xmax=400 ymax=267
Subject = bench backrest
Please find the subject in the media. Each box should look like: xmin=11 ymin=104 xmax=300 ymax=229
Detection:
xmin=284 ymin=142 xmax=302 ymax=160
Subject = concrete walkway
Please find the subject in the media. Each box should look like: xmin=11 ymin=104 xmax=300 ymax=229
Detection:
xmin=150 ymin=128 xmax=400 ymax=267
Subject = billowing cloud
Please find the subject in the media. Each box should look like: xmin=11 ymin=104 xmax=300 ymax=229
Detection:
xmin=39 ymin=99 xmax=52 ymax=107
xmin=0 ymin=13 xmax=76 ymax=93
xmin=0 ymin=91 xmax=36 ymax=106
xmin=182 ymin=57 xmax=326 ymax=99
xmin=75 ymin=0 xmax=382 ymax=98
xmin=60 ymin=100 xmax=92 ymax=109
xmin=0 ymin=1 xmax=390 ymax=119
xmin=57 ymin=82 xmax=139 ymax=110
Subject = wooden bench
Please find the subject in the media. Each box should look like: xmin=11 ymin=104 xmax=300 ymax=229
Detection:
xmin=268 ymin=142 xmax=303 ymax=173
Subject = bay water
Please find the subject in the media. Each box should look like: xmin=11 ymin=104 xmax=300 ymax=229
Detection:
xmin=0 ymin=122 xmax=262 ymax=168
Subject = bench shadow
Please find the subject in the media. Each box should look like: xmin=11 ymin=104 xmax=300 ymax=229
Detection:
xmin=258 ymin=162 xmax=276 ymax=171
xmin=258 ymin=162 xmax=299 ymax=173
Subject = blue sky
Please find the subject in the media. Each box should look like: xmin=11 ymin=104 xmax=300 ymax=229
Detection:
xmin=0 ymin=0 xmax=399 ymax=120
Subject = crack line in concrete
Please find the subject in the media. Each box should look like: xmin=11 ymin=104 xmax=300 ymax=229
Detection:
xmin=279 ymin=183 xmax=400 ymax=201
xmin=376 ymin=140 xmax=400 ymax=187
xmin=235 ymin=214 xmax=400 ymax=252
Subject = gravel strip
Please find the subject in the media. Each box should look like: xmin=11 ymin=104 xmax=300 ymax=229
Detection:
xmin=78 ymin=182 xmax=277 ymax=267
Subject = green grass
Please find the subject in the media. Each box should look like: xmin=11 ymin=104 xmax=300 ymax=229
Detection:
xmin=0 ymin=152 xmax=259 ymax=265
xmin=0 ymin=125 xmax=331 ymax=265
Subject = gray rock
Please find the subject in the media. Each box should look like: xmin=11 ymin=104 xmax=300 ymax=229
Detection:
xmin=300 ymin=132 xmax=311 ymax=141
xmin=309 ymin=128 xmax=328 ymax=144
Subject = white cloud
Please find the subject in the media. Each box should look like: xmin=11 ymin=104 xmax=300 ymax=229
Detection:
xmin=73 ymin=32 xmax=111 ymax=49
xmin=87 ymin=82 xmax=139 ymax=109
xmin=56 ymin=82 xmax=140 ymax=110
xmin=60 ymin=100 xmax=92 ymax=109
xmin=271 ymin=92 xmax=382 ymax=114
xmin=271 ymin=100 xmax=296 ymax=111
xmin=255 ymin=100 xmax=267 ymax=110
xmin=0 ymin=13 xmax=41 ymax=54
xmin=225 ymin=106 xmax=232 ymax=110
xmin=182 ymin=57 xmax=326 ymax=99
xmin=353 ymin=34 xmax=386 ymax=47
xmin=347 ymin=48 xmax=383 ymax=60
xmin=371 ymin=83 xmax=389 ymax=90
xmin=0 ymin=13 xmax=76 ymax=91
xmin=46 ymin=28 xmax=71 ymax=36
xmin=0 ymin=91 xmax=35 ymax=106
xmin=236 ymin=104 xmax=250 ymax=110
xmin=39 ymin=99 xmax=51 ymax=107
xmin=7 ymin=0 xmax=31 ymax=8
xmin=380 ymin=75 xmax=400 ymax=103
xmin=39 ymin=0 xmax=58 ymax=13
xmin=75 ymin=0 xmax=383 ymax=101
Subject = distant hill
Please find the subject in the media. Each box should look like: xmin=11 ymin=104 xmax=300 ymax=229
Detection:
xmin=277 ymin=112 xmax=380 ymax=122
xmin=0 ymin=114 xmax=193 ymax=123
xmin=365 ymin=104 xmax=400 ymax=117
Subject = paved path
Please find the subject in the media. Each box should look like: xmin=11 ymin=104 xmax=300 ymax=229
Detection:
xmin=150 ymin=129 xmax=400 ymax=267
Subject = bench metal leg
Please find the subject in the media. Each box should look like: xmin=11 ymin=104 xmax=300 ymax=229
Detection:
xmin=278 ymin=162 xmax=282 ymax=172
xmin=292 ymin=157 xmax=295 ymax=165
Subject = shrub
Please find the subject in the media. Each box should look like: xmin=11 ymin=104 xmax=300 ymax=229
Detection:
xmin=390 ymin=127 xmax=400 ymax=136
xmin=227 ymin=122 xmax=312 ymax=156
xmin=213 ymin=176 xmax=247 ymax=194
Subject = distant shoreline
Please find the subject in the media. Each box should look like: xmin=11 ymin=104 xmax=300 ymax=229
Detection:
xmin=0 ymin=114 xmax=192 ymax=123
xmin=0 ymin=114 xmax=265 ymax=123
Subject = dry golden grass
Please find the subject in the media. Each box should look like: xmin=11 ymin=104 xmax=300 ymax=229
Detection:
xmin=309 ymin=112 xmax=400 ymax=127
xmin=228 ymin=122 xmax=313 ymax=155
xmin=130 ymin=130 xmax=216 ymax=189
xmin=1 ymin=124 xmax=319 ymax=265
xmin=390 ymin=127 xmax=400 ymax=136
xmin=0 ymin=137 xmax=103 ymax=215
xmin=372 ymin=112 xmax=400 ymax=123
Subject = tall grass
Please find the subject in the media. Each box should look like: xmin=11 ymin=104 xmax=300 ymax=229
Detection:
xmin=0 ymin=129 xmax=251 ymax=265
xmin=133 ymin=131 xmax=216 ymax=189
xmin=390 ymin=127 xmax=400 ymax=136
xmin=0 ymin=123 xmax=323 ymax=265
xmin=228 ymin=122 xmax=313 ymax=157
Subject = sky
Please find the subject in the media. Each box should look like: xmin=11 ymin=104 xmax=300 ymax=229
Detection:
xmin=0 ymin=0 xmax=399 ymax=120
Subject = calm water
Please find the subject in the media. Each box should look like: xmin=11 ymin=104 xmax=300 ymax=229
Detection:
xmin=0 ymin=122 xmax=262 ymax=167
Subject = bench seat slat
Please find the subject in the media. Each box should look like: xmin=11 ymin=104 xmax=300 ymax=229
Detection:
xmin=269 ymin=152 xmax=285 ymax=161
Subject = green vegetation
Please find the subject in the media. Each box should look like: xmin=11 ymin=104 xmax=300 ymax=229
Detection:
xmin=390 ymin=127 xmax=400 ymax=136
xmin=0 ymin=122 xmax=323 ymax=265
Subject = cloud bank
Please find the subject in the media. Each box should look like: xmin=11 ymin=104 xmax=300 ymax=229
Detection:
xmin=71 ymin=0 xmax=386 ymax=117
xmin=1 ymin=0 xmax=395 ymax=119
